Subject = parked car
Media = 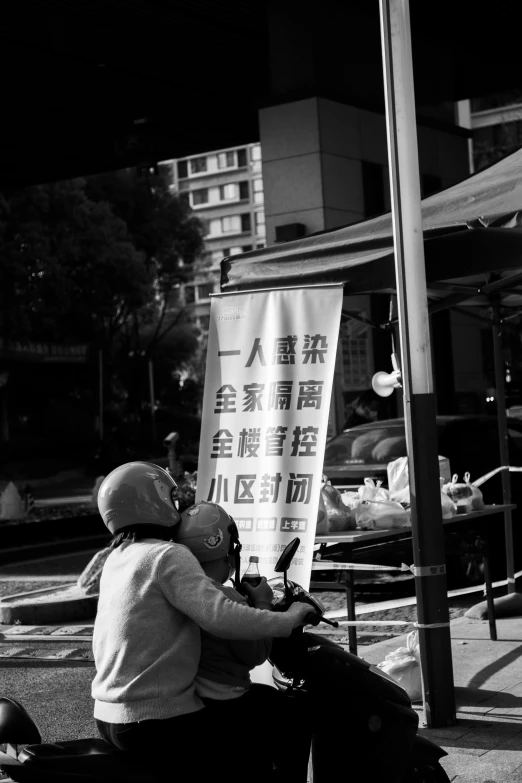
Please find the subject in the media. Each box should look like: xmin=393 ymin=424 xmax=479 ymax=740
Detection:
xmin=322 ymin=416 xmax=522 ymax=583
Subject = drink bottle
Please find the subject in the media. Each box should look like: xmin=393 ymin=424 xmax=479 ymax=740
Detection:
xmin=241 ymin=556 xmax=262 ymax=588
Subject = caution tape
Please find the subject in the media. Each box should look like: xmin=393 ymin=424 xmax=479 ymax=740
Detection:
xmin=311 ymin=560 xmax=409 ymax=572
xmin=312 ymin=560 xmax=445 ymax=576
xmin=472 ymin=465 xmax=522 ymax=488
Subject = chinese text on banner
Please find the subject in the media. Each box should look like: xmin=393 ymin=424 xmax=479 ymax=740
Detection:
xmin=196 ymin=285 xmax=343 ymax=588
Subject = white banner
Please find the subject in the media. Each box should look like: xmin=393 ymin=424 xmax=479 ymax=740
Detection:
xmin=196 ymin=285 xmax=343 ymax=588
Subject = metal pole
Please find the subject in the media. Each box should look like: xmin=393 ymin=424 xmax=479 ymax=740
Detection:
xmin=148 ymin=358 xmax=157 ymax=443
xmin=98 ymin=349 xmax=104 ymax=441
xmin=379 ymin=0 xmax=456 ymax=727
xmin=491 ymin=302 xmax=516 ymax=593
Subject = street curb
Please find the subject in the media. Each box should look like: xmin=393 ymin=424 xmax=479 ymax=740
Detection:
xmin=0 ymin=514 xmax=108 ymax=554
xmin=0 ymin=585 xmax=98 ymax=625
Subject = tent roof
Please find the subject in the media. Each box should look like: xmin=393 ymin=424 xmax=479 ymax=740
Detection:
xmin=221 ymin=148 xmax=522 ymax=310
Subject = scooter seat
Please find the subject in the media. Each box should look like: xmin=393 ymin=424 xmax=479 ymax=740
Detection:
xmin=18 ymin=738 xmax=151 ymax=781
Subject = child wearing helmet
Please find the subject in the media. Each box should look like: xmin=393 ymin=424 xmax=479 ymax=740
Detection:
xmin=92 ymin=462 xmax=313 ymax=778
xmin=175 ymin=500 xmax=312 ymax=783
xmin=175 ymin=500 xmax=273 ymax=700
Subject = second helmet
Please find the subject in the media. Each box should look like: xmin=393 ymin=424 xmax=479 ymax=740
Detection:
xmin=175 ymin=501 xmax=240 ymax=563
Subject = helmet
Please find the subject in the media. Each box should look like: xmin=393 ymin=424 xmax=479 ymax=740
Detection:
xmin=97 ymin=461 xmax=181 ymax=534
xmin=175 ymin=501 xmax=241 ymax=565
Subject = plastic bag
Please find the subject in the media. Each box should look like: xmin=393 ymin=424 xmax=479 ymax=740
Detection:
xmin=443 ymin=473 xmax=484 ymax=514
xmin=316 ymin=488 xmax=328 ymax=535
xmin=439 ymin=478 xmax=457 ymax=518
xmin=464 ymin=473 xmax=485 ymax=511
xmin=387 ymin=457 xmax=409 ymax=493
xmin=377 ymin=631 xmax=423 ymax=701
xmin=321 ymin=478 xmax=356 ymax=532
xmin=387 ymin=455 xmax=451 ymax=493
xmin=355 ymin=500 xmax=411 ymax=530
xmin=358 ymin=478 xmax=390 ymax=503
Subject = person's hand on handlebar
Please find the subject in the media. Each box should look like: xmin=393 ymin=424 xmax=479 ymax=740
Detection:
xmin=286 ymin=602 xmax=319 ymax=628
xmin=242 ymin=577 xmax=274 ymax=609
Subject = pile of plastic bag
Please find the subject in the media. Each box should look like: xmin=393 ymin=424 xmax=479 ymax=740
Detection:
xmin=377 ymin=631 xmax=423 ymax=701
xmin=316 ymin=456 xmax=485 ymax=534
xmin=343 ymin=478 xmax=411 ymax=531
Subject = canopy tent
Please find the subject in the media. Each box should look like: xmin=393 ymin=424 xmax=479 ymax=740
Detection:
xmin=221 ymin=144 xmax=522 ymax=667
xmin=221 ymin=147 xmax=522 ymax=311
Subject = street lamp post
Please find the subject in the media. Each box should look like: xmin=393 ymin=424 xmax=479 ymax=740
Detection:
xmin=379 ymin=0 xmax=456 ymax=727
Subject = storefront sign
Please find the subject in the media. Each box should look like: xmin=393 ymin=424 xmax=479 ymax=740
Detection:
xmin=0 ymin=339 xmax=88 ymax=363
xmin=196 ymin=284 xmax=343 ymax=587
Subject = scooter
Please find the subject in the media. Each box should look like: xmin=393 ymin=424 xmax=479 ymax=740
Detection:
xmin=267 ymin=537 xmax=449 ymax=783
xmin=0 ymin=538 xmax=448 ymax=783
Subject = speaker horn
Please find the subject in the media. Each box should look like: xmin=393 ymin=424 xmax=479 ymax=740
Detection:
xmin=371 ymin=353 xmax=402 ymax=398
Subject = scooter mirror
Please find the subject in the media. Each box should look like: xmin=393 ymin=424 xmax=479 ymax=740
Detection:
xmin=274 ymin=537 xmax=300 ymax=573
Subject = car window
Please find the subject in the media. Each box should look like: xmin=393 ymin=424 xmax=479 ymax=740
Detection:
xmin=324 ymin=426 xmax=407 ymax=466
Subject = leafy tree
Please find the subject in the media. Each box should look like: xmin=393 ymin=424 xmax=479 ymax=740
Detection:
xmin=85 ymin=168 xmax=205 ymax=355
xmin=0 ymin=179 xmax=150 ymax=345
xmin=0 ymin=170 xmax=206 ymax=444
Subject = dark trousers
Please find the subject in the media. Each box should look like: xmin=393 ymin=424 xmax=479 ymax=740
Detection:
xmin=97 ymin=709 xmax=221 ymax=781
xmin=203 ymin=684 xmax=311 ymax=783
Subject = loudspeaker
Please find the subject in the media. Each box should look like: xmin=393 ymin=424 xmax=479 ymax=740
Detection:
xmin=371 ymin=353 xmax=402 ymax=398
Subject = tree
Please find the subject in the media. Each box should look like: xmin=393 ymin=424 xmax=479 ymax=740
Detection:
xmin=0 ymin=179 xmax=151 ymax=345
xmin=0 ymin=170 xmax=206 ymax=445
xmin=85 ymin=168 xmax=205 ymax=355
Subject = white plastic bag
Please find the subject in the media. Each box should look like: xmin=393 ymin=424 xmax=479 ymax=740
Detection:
xmin=358 ymin=478 xmax=390 ymax=503
xmin=464 ymin=472 xmax=485 ymax=511
xmin=377 ymin=631 xmax=423 ymax=701
xmin=443 ymin=473 xmax=484 ymax=514
xmin=387 ymin=457 xmax=409 ymax=493
xmin=440 ymin=478 xmax=457 ymax=518
xmin=355 ymin=500 xmax=411 ymax=530
xmin=387 ymin=455 xmax=451 ymax=493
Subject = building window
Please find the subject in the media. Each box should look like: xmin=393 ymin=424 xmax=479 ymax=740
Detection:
xmin=177 ymin=160 xmax=188 ymax=179
xmin=242 ymin=245 xmax=252 ymax=253
xmin=237 ymin=149 xmax=247 ymax=167
xmin=184 ymin=285 xmax=196 ymax=305
xmin=220 ymin=183 xmax=238 ymax=201
xmin=255 ymin=211 xmax=265 ymax=237
xmin=190 ymin=157 xmax=207 ymax=174
xmin=201 ymin=219 xmax=211 ymax=236
xmin=197 ymin=283 xmax=214 ymax=300
xmin=222 ymin=215 xmax=242 ymax=233
xmin=256 ymin=243 xmax=265 ymax=249
xmin=241 ymin=214 xmax=251 ymax=232
xmin=251 ymin=145 xmax=262 ymax=162
xmin=239 ymin=181 xmax=249 ymax=200
xmin=192 ymin=188 xmax=209 ymax=206
xmin=218 ymin=151 xmax=235 ymax=169
xmin=252 ymin=178 xmax=263 ymax=203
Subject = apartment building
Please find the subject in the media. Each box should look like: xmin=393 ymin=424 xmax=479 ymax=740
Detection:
xmin=162 ymin=143 xmax=265 ymax=334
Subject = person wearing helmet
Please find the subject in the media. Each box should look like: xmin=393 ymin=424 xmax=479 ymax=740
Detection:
xmin=175 ymin=500 xmax=312 ymax=783
xmin=92 ymin=462 xmax=313 ymax=777
xmin=175 ymin=500 xmax=273 ymax=700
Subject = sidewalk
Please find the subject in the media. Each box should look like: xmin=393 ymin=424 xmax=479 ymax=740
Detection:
xmin=363 ymin=615 xmax=522 ymax=782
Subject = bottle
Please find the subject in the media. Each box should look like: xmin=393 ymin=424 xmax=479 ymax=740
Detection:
xmin=241 ymin=556 xmax=262 ymax=588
